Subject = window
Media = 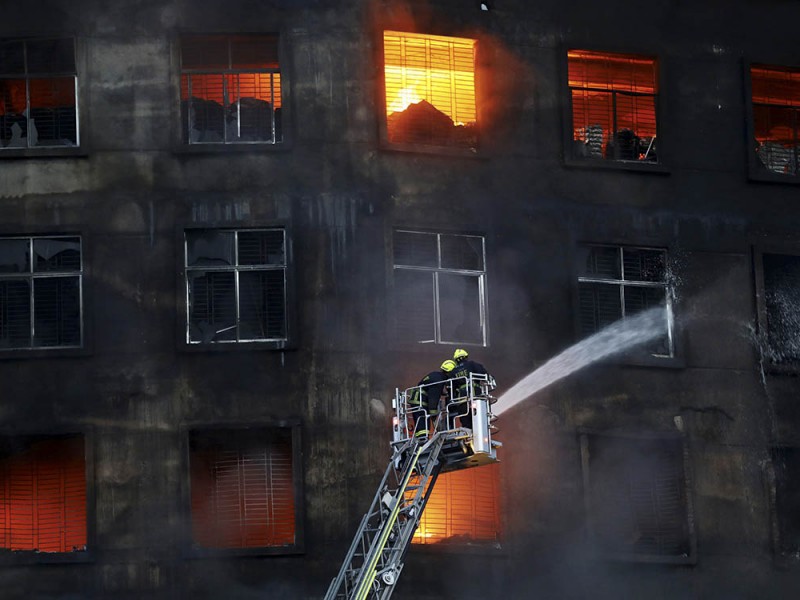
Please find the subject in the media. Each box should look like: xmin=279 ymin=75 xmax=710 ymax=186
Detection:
xmin=751 ymin=65 xmax=800 ymax=177
xmin=180 ymin=34 xmax=282 ymax=145
xmin=568 ymin=50 xmax=658 ymax=163
xmin=760 ymin=253 xmax=800 ymax=366
xmin=393 ymin=230 xmax=487 ymax=345
xmin=0 ymin=235 xmax=82 ymax=350
xmin=0 ymin=435 xmax=87 ymax=553
xmin=0 ymin=38 xmax=78 ymax=150
xmin=189 ymin=427 xmax=299 ymax=551
xmin=383 ymin=31 xmax=477 ymax=150
xmin=577 ymin=244 xmax=673 ymax=357
xmin=412 ymin=464 xmax=500 ymax=546
xmin=184 ymin=228 xmax=287 ymax=344
xmin=580 ymin=433 xmax=694 ymax=563
xmin=771 ymin=447 xmax=800 ymax=556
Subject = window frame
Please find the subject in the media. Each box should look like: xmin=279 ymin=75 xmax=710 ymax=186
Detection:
xmin=377 ymin=29 xmax=484 ymax=158
xmin=769 ymin=446 xmax=800 ymax=563
xmin=0 ymin=233 xmax=85 ymax=353
xmin=182 ymin=420 xmax=304 ymax=558
xmin=0 ymin=430 xmax=94 ymax=565
xmin=574 ymin=241 xmax=680 ymax=367
xmin=753 ymin=244 xmax=800 ymax=374
xmin=746 ymin=61 xmax=800 ymax=184
xmin=579 ymin=430 xmax=697 ymax=565
xmin=562 ymin=47 xmax=667 ymax=173
xmin=409 ymin=463 xmax=502 ymax=552
xmin=0 ymin=36 xmax=84 ymax=158
xmin=173 ymin=31 xmax=292 ymax=153
xmin=179 ymin=225 xmax=293 ymax=351
xmin=391 ymin=228 xmax=489 ymax=347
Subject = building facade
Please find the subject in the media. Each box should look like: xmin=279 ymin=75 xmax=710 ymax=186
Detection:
xmin=1 ymin=0 xmax=799 ymax=598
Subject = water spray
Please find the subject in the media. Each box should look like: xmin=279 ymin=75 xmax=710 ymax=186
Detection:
xmin=494 ymin=306 xmax=667 ymax=416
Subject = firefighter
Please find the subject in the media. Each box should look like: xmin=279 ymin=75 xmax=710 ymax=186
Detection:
xmin=449 ymin=348 xmax=490 ymax=430
xmin=409 ymin=359 xmax=456 ymax=439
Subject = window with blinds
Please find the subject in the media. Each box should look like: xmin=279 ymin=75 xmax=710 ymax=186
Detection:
xmin=751 ymin=65 xmax=800 ymax=177
xmin=577 ymin=244 xmax=673 ymax=357
xmin=180 ymin=34 xmax=282 ymax=145
xmin=0 ymin=38 xmax=78 ymax=150
xmin=568 ymin=50 xmax=658 ymax=163
xmin=581 ymin=433 xmax=693 ymax=562
xmin=0 ymin=435 xmax=87 ymax=553
xmin=762 ymin=253 xmax=800 ymax=365
xmin=189 ymin=428 xmax=297 ymax=550
xmin=185 ymin=228 xmax=287 ymax=344
xmin=393 ymin=230 xmax=487 ymax=346
xmin=0 ymin=235 xmax=82 ymax=350
xmin=771 ymin=447 xmax=800 ymax=555
xmin=411 ymin=463 xmax=500 ymax=546
xmin=383 ymin=31 xmax=477 ymax=149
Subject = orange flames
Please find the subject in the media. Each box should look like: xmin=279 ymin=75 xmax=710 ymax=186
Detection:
xmin=384 ymin=31 xmax=477 ymax=126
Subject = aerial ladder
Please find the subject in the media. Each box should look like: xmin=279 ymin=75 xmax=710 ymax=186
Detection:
xmin=324 ymin=373 xmax=500 ymax=600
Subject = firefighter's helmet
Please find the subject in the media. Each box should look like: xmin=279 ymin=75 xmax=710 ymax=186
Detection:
xmin=440 ymin=359 xmax=456 ymax=372
xmin=453 ymin=348 xmax=469 ymax=362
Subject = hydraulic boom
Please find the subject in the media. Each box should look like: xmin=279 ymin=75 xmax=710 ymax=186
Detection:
xmin=324 ymin=373 xmax=500 ymax=600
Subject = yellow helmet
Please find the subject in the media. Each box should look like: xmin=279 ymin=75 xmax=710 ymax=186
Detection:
xmin=440 ymin=359 xmax=456 ymax=372
xmin=453 ymin=348 xmax=469 ymax=361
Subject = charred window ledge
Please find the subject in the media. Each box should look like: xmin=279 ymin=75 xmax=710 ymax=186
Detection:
xmin=0 ymin=147 xmax=88 ymax=160
xmin=172 ymin=142 xmax=292 ymax=156
xmin=0 ymin=549 xmax=92 ymax=566
xmin=563 ymin=156 xmax=669 ymax=174
xmin=0 ymin=346 xmax=91 ymax=361
xmin=380 ymin=141 xmax=484 ymax=159
xmin=747 ymin=168 xmax=800 ymax=186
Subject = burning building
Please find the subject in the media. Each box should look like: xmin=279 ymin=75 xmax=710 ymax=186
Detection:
xmin=1 ymin=0 xmax=800 ymax=598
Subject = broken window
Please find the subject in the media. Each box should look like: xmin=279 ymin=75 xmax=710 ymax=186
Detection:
xmin=0 ymin=435 xmax=87 ymax=553
xmin=771 ymin=447 xmax=800 ymax=555
xmin=751 ymin=65 xmax=800 ymax=177
xmin=0 ymin=235 xmax=82 ymax=350
xmin=393 ymin=230 xmax=487 ymax=345
xmin=568 ymin=50 xmax=658 ymax=163
xmin=184 ymin=228 xmax=287 ymax=344
xmin=383 ymin=31 xmax=477 ymax=149
xmin=0 ymin=38 xmax=78 ymax=150
xmin=580 ymin=433 xmax=694 ymax=562
xmin=189 ymin=427 xmax=299 ymax=551
xmin=761 ymin=253 xmax=800 ymax=365
xmin=577 ymin=244 xmax=673 ymax=357
xmin=180 ymin=34 xmax=282 ymax=145
xmin=411 ymin=463 xmax=500 ymax=546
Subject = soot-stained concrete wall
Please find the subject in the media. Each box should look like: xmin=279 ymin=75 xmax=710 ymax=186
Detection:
xmin=1 ymin=0 xmax=800 ymax=598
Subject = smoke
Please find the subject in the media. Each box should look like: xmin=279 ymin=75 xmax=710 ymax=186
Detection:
xmin=494 ymin=306 xmax=666 ymax=416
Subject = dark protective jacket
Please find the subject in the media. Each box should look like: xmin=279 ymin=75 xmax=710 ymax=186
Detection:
xmin=451 ymin=359 xmax=489 ymax=397
xmin=409 ymin=370 xmax=447 ymax=414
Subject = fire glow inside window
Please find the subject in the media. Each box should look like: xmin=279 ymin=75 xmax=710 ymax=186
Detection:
xmin=577 ymin=244 xmax=673 ymax=357
xmin=180 ymin=34 xmax=282 ymax=145
xmin=411 ymin=464 xmax=500 ymax=546
xmin=0 ymin=435 xmax=87 ymax=553
xmin=751 ymin=65 xmax=800 ymax=177
xmin=189 ymin=428 xmax=298 ymax=551
xmin=568 ymin=50 xmax=658 ymax=163
xmin=383 ymin=31 xmax=477 ymax=149
xmin=184 ymin=228 xmax=287 ymax=344
xmin=393 ymin=230 xmax=487 ymax=346
xmin=0 ymin=38 xmax=78 ymax=150
xmin=0 ymin=235 xmax=83 ymax=350
xmin=580 ymin=433 xmax=694 ymax=563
